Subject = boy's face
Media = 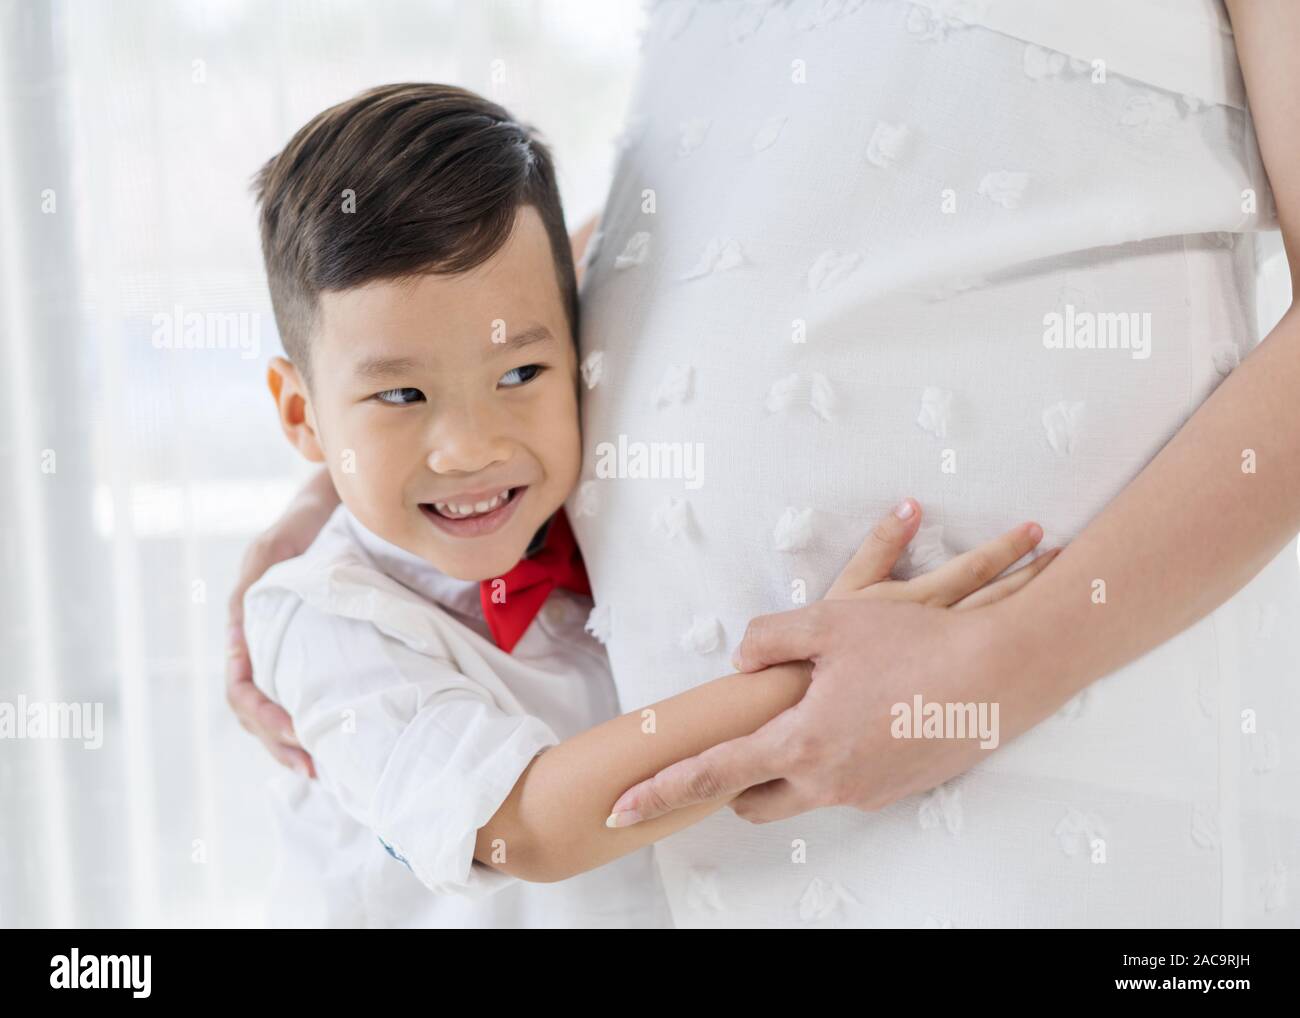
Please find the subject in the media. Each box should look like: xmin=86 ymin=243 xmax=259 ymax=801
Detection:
xmin=275 ymin=205 xmax=581 ymax=582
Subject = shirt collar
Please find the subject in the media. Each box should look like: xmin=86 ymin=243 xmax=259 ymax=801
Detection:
xmin=342 ymin=509 xmax=485 ymax=622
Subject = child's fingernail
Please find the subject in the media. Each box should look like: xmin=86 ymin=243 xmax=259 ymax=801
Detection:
xmin=605 ymin=810 xmax=642 ymax=829
xmin=893 ymin=499 xmax=915 ymax=520
xmin=730 ymin=649 xmax=742 ymax=670
xmin=293 ymin=760 xmax=310 ymax=778
xmin=1027 ymin=523 xmax=1043 ymax=542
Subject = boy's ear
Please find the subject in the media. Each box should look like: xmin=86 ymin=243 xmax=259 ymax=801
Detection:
xmin=267 ymin=356 xmax=325 ymax=463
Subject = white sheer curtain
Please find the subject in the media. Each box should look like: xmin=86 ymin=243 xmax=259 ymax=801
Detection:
xmin=0 ymin=0 xmax=643 ymax=928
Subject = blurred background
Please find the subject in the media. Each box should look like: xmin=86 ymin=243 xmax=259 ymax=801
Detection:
xmin=0 ymin=0 xmax=646 ymax=927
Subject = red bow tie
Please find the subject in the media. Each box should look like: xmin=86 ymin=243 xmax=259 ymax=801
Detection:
xmin=479 ymin=509 xmax=590 ymax=653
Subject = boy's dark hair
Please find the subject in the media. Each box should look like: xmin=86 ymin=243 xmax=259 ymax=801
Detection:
xmin=252 ymin=83 xmax=577 ymax=379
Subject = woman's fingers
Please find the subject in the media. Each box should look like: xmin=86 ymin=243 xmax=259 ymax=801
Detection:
xmin=908 ymin=522 xmax=1044 ymax=606
xmin=826 ymin=499 xmax=922 ymax=597
xmin=952 ymin=546 xmax=1061 ymax=610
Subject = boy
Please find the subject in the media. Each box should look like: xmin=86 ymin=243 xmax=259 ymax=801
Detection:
xmin=244 ymin=83 xmax=1052 ymax=927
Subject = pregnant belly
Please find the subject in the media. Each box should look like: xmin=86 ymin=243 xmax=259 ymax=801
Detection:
xmin=573 ymin=230 xmax=1259 ymax=702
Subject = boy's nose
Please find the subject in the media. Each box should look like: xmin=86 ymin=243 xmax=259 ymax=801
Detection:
xmin=425 ymin=405 xmax=511 ymax=476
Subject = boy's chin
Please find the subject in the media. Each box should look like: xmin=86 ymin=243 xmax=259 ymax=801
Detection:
xmin=428 ymin=540 xmax=530 ymax=583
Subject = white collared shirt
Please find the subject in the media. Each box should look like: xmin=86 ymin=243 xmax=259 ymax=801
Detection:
xmin=244 ymin=506 xmax=670 ymax=928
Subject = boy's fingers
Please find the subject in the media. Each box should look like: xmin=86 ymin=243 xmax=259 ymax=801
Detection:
xmin=909 ymin=522 xmax=1043 ymax=606
xmin=952 ymin=547 xmax=1061 ymax=610
xmin=827 ymin=499 xmax=921 ymax=595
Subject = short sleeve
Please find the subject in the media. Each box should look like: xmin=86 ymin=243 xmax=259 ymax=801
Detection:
xmin=246 ymin=586 xmax=559 ymax=897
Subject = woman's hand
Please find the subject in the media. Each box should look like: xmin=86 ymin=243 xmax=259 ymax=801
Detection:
xmin=225 ymin=468 xmax=339 ymax=778
xmin=608 ymin=500 xmax=1061 ymax=827
xmin=823 ymin=497 xmax=1058 ymax=609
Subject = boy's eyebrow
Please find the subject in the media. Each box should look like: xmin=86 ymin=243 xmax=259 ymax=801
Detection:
xmin=493 ymin=324 xmax=555 ymax=353
xmin=352 ymin=355 xmax=421 ymax=379
xmin=351 ymin=325 xmax=555 ymax=378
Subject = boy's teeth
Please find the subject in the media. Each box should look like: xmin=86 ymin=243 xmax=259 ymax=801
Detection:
xmin=433 ymin=489 xmax=509 ymax=519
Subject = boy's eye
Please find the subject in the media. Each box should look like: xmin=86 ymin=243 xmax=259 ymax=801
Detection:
xmin=499 ymin=364 xmax=544 ymax=388
xmin=373 ymin=387 xmax=425 ymax=406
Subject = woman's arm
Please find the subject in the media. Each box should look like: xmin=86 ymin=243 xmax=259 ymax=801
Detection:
xmin=476 ymin=510 xmax=1052 ymax=882
xmin=225 ymin=464 xmax=339 ymax=777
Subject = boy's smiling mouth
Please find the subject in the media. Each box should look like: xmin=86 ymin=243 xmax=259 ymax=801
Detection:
xmin=419 ymin=485 xmax=526 ymax=538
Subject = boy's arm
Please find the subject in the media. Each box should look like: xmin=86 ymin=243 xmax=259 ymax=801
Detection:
xmin=476 ymin=661 xmax=812 ymax=882
xmin=477 ymin=505 xmax=1054 ymax=882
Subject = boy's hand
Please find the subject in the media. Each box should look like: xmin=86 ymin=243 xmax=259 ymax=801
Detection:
xmin=825 ymin=498 xmax=1058 ymax=608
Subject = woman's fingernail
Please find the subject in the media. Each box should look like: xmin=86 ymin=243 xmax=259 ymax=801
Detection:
xmin=730 ymin=649 xmax=742 ymax=670
xmin=605 ymin=810 xmax=642 ymax=829
xmin=1027 ymin=523 xmax=1043 ymax=542
xmin=893 ymin=499 xmax=916 ymax=520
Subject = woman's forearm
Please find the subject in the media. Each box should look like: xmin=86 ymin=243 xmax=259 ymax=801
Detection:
xmin=475 ymin=661 xmax=812 ymax=882
xmin=990 ymin=304 xmax=1300 ymax=729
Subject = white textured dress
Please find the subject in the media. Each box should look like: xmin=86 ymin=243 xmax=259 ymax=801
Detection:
xmin=571 ymin=0 xmax=1300 ymax=927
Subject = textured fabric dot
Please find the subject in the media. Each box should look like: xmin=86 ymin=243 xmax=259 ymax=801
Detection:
xmin=572 ymin=480 xmax=599 ymax=518
xmin=651 ymin=363 xmax=693 ymax=408
xmin=765 ymin=372 xmax=835 ymax=421
xmin=901 ymin=523 xmax=947 ymax=575
xmin=685 ymin=868 xmax=725 ymax=911
xmin=680 ymin=614 xmax=724 ymax=655
xmin=650 ymin=496 xmax=693 ymax=541
xmin=615 ymin=231 xmax=651 ymax=270
xmin=798 ymin=878 xmax=859 ymax=921
xmin=866 ymin=121 xmax=910 ymax=168
xmin=773 ymin=507 xmax=814 ymax=551
xmin=807 ymin=249 xmax=861 ymax=292
xmin=1120 ymin=92 xmax=1180 ymax=130
xmin=918 ymin=783 xmax=963 ymax=835
xmin=916 ymin=386 xmax=953 ymax=439
xmin=677 ymin=117 xmax=711 ymax=157
xmin=1042 ymin=400 xmax=1085 ymax=456
xmin=1210 ymin=341 xmax=1240 ymax=376
xmin=1054 ymin=808 xmax=1106 ymax=857
xmin=978 ymin=170 xmax=1030 ymax=208
xmin=580 ymin=350 xmax=604 ymax=389
xmin=904 ymin=0 xmax=982 ymax=43
xmin=681 ymin=237 xmax=744 ymax=280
